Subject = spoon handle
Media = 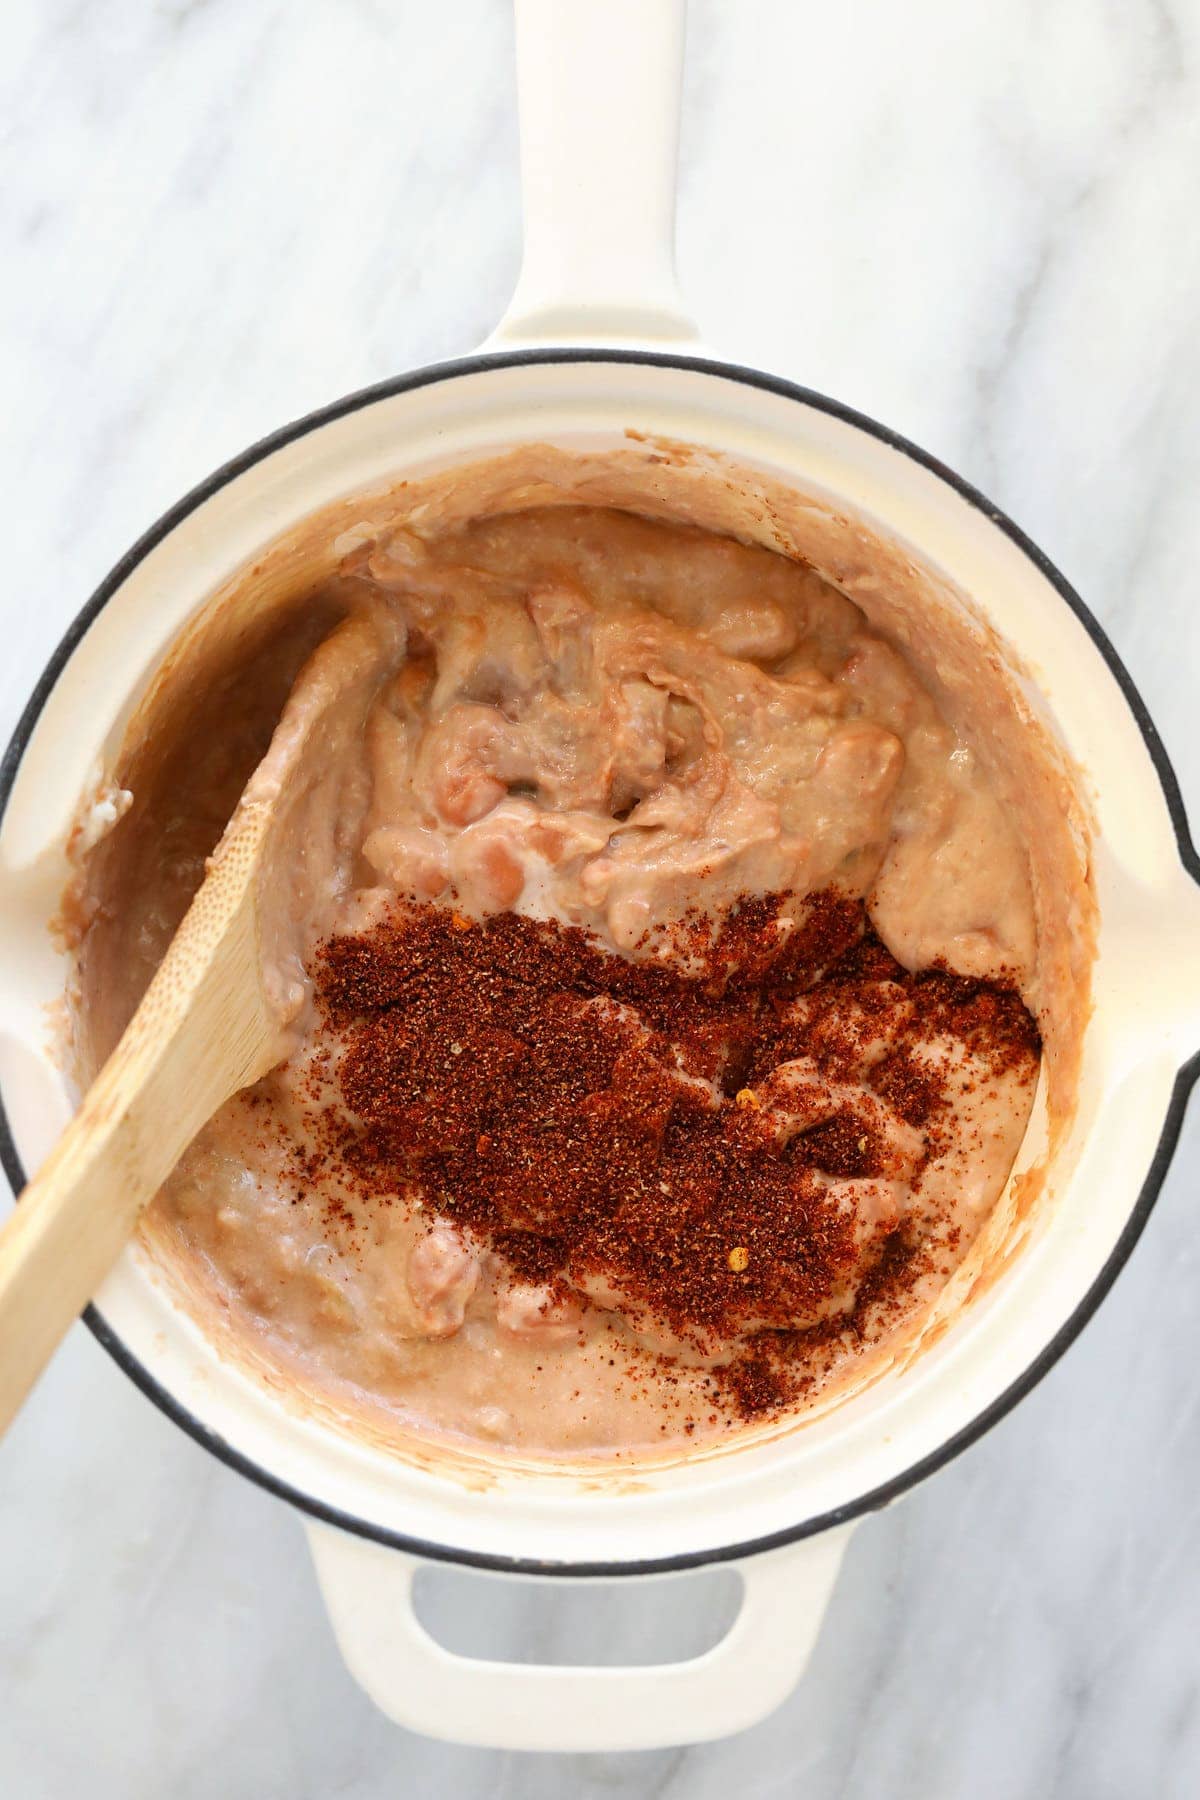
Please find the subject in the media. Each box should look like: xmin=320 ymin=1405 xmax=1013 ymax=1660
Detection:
xmin=0 ymin=893 xmax=270 ymax=1435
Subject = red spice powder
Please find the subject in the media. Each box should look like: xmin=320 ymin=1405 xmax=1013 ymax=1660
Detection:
xmin=307 ymin=891 xmax=1040 ymax=1417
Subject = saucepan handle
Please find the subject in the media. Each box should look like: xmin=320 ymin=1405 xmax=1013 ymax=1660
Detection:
xmin=305 ymin=1519 xmax=854 ymax=1751
xmin=489 ymin=0 xmax=698 ymax=348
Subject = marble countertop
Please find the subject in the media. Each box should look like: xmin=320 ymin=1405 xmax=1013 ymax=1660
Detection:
xmin=3 ymin=0 xmax=1199 ymax=1793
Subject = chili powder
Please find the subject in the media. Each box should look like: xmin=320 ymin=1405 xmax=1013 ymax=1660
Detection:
xmin=304 ymin=891 xmax=1040 ymax=1418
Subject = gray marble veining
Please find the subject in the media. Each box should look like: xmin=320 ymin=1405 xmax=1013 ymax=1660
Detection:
xmin=2 ymin=0 xmax=1198 ymax=1793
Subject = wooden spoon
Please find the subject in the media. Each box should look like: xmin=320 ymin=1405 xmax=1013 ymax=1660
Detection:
xmin=0 ymin=610 xmax=395 ymax=1433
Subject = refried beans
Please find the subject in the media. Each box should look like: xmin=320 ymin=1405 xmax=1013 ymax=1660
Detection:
xmin=71 ymin=500 xmax=1053 ymax=1458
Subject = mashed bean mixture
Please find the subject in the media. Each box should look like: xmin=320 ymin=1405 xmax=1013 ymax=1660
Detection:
xmin=87 ymin=504 xmax=1046 ymax=1457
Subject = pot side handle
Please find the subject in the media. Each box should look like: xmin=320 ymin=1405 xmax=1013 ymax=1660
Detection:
xmin=305 ymin=1519 xmax=855 ymax=1752
xmin=488 ymin=0 xmax=699 ymax=349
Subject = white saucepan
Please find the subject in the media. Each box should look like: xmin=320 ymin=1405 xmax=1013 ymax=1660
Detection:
xmin=1 ymin=0 xmax=1198 ymax=1754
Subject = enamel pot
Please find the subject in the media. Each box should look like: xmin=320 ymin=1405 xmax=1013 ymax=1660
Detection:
xmin=1 ymin=0 xmax=1197 ymax=1754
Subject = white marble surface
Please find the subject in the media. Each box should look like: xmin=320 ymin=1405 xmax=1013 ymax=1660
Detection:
xmin=3 ymin=0 xmax=1199 ymax=1792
